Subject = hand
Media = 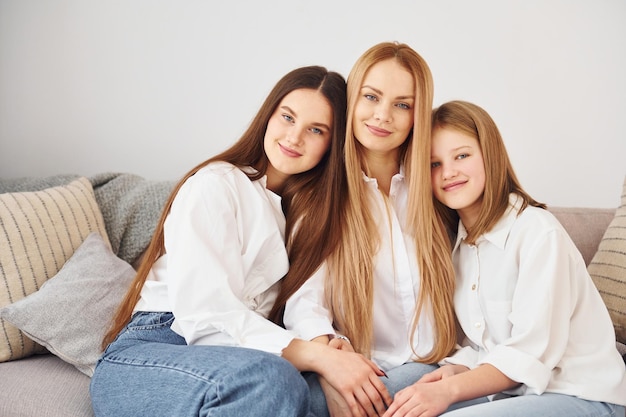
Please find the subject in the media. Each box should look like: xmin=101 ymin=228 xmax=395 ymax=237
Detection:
xmin=417 ymin=364 xmax=467 ymax=383
xmin=319 ymin=347 xmax=391 ymax=416
xmin=382 ymin=380 xmax=451 ymax=417
xmin=382 ymin=365 xmax=470 ymax=417
xmin=320 ymin=376 xmax=359 ymax=417
xmin=328 ymin=337 xmax=355 ymax=352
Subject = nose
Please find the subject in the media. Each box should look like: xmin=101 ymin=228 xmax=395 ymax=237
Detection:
xmin=286 ymin=125 xmax=305 ymax=146
xmin=442 ymin=163 xmax=458 ymax=181
xmin=374 ymin=103 xmax=392 ymax=123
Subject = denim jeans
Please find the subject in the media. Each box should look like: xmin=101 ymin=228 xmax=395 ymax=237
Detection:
xmin=442 ymin=393 xmax=625 ymax=417
xmin=90 ymin=312 xmax=313 ymax=417
xmin=305 ymin=361 xmax=488 ymax=416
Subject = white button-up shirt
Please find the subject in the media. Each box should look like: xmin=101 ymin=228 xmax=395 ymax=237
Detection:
xmin=135 ymin=162 xmax=296 ymax=354
xmin=284 ymin=169 xmax=435 ymax=371
xmin=443 ymin=194 xmax=626 ymax=405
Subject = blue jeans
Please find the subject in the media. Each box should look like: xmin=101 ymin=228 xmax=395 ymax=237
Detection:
xmin=442 ymin=393 xmax=625 ymax=417
xmin=90 ymin=312 xmax=313 ymax=417
xmin=305 ymin=361 xmax=488 ymax=416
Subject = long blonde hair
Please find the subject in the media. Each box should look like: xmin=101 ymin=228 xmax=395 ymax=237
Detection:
xmin=272 ymin=43 xmax=458 ymax=363
xmin=103 ymin=66 xmax=347 ymax=348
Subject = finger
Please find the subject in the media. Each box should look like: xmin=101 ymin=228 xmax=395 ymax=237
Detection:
xmin=353 ymin=387 xmax=379 ymax=417
xmin=369 ymin=374 xmax=393 ymax=406
xmin=361 ymin=381 xmax=389 ymax=416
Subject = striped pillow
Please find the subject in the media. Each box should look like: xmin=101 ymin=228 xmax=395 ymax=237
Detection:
xmin=589 ymin=176 xmax=626 ymax=345
xmin=0 ymin=177 xmax=110 ymax=362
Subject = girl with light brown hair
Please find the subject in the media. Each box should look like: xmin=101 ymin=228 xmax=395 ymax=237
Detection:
xmin=382 ymin=100 xmax=625 ymax=416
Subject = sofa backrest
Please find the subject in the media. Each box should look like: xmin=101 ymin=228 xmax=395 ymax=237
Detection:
xmin=548 ymin=207 xmax=616 ymax=266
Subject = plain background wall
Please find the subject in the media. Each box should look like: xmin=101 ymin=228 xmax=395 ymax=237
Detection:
xmin=1 ymin=0 xmax=624 ymax=208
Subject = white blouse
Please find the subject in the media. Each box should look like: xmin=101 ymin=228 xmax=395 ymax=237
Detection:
xmin=443 ymin=194 xmax=626 ymax=405
xmin=284 ymin=169 xmax=436 ymax=371
xmin=134 ymin=162 xmax=296 ymax=355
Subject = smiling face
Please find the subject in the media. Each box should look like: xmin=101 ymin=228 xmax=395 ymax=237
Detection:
xmin=352 ymin=59 xmax=415 ymax=159
xmin=263 ymin=88 xmax=333 ymax=192
xmin=430 ymin=126 xmax=486 ymax=229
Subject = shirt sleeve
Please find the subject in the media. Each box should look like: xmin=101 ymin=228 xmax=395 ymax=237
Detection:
xmin=164 ymin=171 xmax=294 ymax=354
xmin=284 ymin=262 xmax=336 ymax=340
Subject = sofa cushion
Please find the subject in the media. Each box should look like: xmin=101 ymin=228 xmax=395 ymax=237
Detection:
xmin=588 ymin=176 xmax=626 ymax=345
xmin=0 ymin=232 xmax=135 ymax=376
xmin=0 ymin=354 xmax=94 ymax=417
xmin=0 ymin=177 xmax=110 ymax=363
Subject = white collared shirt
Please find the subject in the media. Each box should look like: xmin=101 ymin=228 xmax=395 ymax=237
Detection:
xmin=284 ymin=168 xmax=436 ymax=371
xmin=135 ymin=162 xmax=296 ymax=354
xmin=443 ymin=194 xmax=626 ymax=405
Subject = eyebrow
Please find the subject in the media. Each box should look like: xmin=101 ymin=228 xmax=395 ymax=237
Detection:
xmin=361 ymin=85 xmax=415 ymax=101
xmin=280 ymin=105 xmax=331 ymax=132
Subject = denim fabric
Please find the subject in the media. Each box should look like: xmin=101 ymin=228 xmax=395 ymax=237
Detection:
xmin=90 ymin=312 xmax=313 ymax=417
xmin=443 ymin=393 xmax=625 ymax=417
xmin=304 ymin=361 xmax=488 ymax=416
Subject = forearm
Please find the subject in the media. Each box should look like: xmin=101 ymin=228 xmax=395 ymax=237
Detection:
xmin=445 ymin=364 xmax=519 ymax=402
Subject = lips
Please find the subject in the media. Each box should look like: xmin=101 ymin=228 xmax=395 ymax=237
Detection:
xmin=443 ymin=180 xmax=467 ymax=192
xmin=278 ymin=143 xmax=302 ymax=158
xmin=366 ymin=124 xmax=391 ymax=137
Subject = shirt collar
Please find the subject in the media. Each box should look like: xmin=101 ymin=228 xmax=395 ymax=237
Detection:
xmin=361 ymin=165 xmax=406 ymax=192
xmin=453 ymin=193 xmax=522 ymax=251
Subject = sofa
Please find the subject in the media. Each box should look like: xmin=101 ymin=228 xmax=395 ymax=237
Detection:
xmin=0 ymin=173 xmax=625 ymax=417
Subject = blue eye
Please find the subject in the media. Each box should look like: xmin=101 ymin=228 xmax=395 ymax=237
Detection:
xmin=311 ymin=127 xmax=322 ymax=135
xmin=364 ymin=94 xmax=377 ymax=101
xmin=396 ymin=103 xmax=411 ymax=110
xmin=430 ymin=161 xmax=440 ymax=169
xmin=282 ymin=114 xmax=294 ymax=123
xmin=456 ymin=153 xmax=469 ymax=160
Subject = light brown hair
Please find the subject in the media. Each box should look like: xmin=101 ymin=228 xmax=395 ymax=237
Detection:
xmin=431 ymin=100 xmax=545 ymax=245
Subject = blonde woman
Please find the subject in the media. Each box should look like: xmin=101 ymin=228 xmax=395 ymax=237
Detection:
xmin=272 ymin=42 xmax=471 ymax=416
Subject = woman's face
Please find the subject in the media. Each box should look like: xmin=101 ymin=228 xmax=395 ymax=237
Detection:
xmin=264 ymin=88 xmax=333 ymax=191
xmin=352 ymin=59 xmax=415 ymax=159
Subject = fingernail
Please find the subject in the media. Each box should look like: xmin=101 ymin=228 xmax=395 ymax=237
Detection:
xmin=380 ymin=368 xmax=388 ymax=378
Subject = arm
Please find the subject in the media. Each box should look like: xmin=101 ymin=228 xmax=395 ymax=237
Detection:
xmin=383 ymin=364 xmax=517 ymax=417
xmin=164 ymin=168 xmax=294 ymax=353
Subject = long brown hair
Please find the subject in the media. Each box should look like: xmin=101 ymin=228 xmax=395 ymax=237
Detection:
xmin=431 ymin=100 xmax=545 ymax=245
xmin=272 ymin=42 xmax=458 ymax=363
xmin=102 ymin=66 xmax=347 ymax=348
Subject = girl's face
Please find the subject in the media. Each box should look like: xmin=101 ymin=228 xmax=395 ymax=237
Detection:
xmin=430 ymin=126 xmax=486 ymax=229
xmin=352 ymin=59 xmax=415 ymax=159
xmin=264 ymin=88 xmax=333 ymax=191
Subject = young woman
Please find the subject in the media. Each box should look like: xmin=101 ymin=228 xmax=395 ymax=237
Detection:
xmin=272 ymin=42 xmax=464 ymax=417
xmin=89 ymin=65 xmax=368 ymax=417
xmin=383 ymin=100 xmax=626 ymax=416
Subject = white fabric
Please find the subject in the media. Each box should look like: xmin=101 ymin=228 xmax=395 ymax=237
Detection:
xmin=135 ymin=162 xmax=296 ymax=354
xmin=443 ymin=194 xmax=626 ymax=405
xmin=284 ymin=168 xmax=435 ymax=371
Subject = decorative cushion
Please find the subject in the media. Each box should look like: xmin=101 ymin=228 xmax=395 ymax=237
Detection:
xmin=0 ymin=232 xmax=134 ymax=376
xmin=588 ymin=176 xmax=626 ymax=345
xmin=0 ymin=177 xmax=110 ymax=362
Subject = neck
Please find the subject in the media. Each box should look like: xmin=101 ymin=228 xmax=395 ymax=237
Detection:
xmin=363 ymin=149 xmax=400 ymax=195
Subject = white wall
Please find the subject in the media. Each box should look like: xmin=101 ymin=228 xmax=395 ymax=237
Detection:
xmin=1 ymin=0 xmax=624 ymax=208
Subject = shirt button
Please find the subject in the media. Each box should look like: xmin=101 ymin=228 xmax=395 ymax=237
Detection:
xmin=474 ymin=322 xmax=482 ymax=328
xmin=471 ymin=284 xmax=477 ymax=291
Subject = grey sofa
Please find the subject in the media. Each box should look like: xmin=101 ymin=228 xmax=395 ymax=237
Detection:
xmin=0 ymin=174 xmax=624 ymax=417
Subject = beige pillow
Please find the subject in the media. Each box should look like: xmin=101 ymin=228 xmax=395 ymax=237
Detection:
xmin=0 ymin=177 xmax=110 ymax=362
xmin=588 ymin=176 xmax=626 ymax=345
